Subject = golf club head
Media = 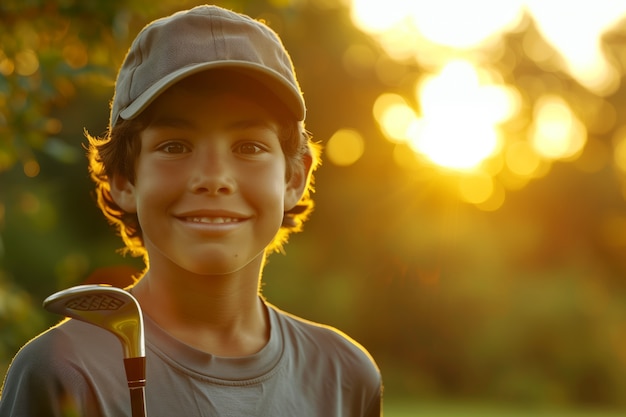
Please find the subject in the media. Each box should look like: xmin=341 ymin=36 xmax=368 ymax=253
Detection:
xmin=43 ymin=284 xmax=145 ymax=359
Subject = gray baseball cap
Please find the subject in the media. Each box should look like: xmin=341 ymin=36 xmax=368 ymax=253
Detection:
xmin=110 ymin=5 xmax=306 ymax=127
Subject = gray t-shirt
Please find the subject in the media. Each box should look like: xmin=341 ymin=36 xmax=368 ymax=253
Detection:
xmin=0 ymin=301 xmax=382 ymax=416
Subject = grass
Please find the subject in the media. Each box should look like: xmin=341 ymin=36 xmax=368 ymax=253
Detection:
xmin=384 ymin=399 xmax=626 ymax=417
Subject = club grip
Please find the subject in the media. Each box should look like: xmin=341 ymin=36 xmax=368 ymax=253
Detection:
xmin=124 ymin=356 xmax=146 ymax=388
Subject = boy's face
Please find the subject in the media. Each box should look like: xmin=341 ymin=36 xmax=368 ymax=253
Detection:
xmin=110 ymin=72 xmax=305 ymax=276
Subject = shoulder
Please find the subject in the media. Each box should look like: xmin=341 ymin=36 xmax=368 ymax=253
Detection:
xmin=267 ymin=303 xmax=382 ymax=415
xmin=10 ymin=318 xmax=121 ymax=367
xmin=7 ymin=319 xmax=83 ymax=377
xmin=1 ymin=319 xmax=124 ymax=414
xmin=267 ymin=303 xmax=381 ymax=381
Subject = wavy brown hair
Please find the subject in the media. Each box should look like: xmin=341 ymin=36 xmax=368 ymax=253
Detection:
xmin=87 ymin=75 xmax=320 ymax=262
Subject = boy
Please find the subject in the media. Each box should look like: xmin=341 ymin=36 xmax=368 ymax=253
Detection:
xmin=0 ymin=5 xmax=382 ymax=417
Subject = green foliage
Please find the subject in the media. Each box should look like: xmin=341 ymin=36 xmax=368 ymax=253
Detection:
xmin=0 ymin=274 xmax=47 ymax=378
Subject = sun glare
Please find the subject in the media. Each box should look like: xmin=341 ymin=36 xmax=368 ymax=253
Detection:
xmin=350 ymin=0 xmax=408 ymax=33
xmin=351 ymin=0 xmax=626 ymax=93
xmin=409 ymin=0 xmax=524 ymax=49
xmin=351 ymin=0 xmax=524 ymax=49
xmin=408 ymin=117 xmax=499 ymax=171
xmin=375 ymin=60 xmax=517 ymax=171
xmin=349 ymin=0 xmax=626 ymax=208
xmin=524 ymin=0 xmax=626 ymax=95
xmin=530 ymin=95 xmax=587 ymax=160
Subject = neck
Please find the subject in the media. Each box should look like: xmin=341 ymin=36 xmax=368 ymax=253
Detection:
xmin=131 ymin=257 xmax=269 ymax=356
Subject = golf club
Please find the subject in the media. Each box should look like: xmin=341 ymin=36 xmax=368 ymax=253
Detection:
xmin=43 ymin=284 xmax=147 ymax=417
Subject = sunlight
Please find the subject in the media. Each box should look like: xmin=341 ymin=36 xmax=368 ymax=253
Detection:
xmin=350 ymin=0 xmax=626 ymax=159
xmin=350 ymin=0 xmax=408 ymax=33
xmin=612 ymin=128 xmax=626 ymax=175
xmin=325 ymin=128 xmax=365 ymax=166
xmin=407 ymin=116 xmax=499 ymax=171
xmin=349 ymin=0 xmax=626 ymax=209
xmin=458 ymin=172 xmax=494 ymax=204
xmin=351 ymin=0 xmax=523 ymax=49
xmin=375 ymin=60 xmax=517 ymax=171
xmin=418 ymin=61 xmax=518 ymax=125
xmin=524 ymin=0 xmax=626 ymax=95
xmin=373 ymin=94 xmax=416 ymax=143
xmin=351 ymin=0 xmax=626 ymax=93
xmin=530 ymin=95 xmax=587 ymax=160
xmin=505 ymin=141 xmax=541 ymax=177
xmin=409 ymin=0 xmax=524 ymax=49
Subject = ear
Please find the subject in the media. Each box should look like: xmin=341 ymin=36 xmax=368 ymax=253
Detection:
xmin=284 ymin=151 xmax=313 ymax=211
xmin=109 ymin=173 xmax=138 ymax=213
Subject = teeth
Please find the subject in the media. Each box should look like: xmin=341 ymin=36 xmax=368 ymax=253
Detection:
xmin=187 ymin=217 xmax=239 ymax=224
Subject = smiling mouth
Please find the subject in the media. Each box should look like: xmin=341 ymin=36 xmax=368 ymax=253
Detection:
xmin=185 ymin=217 xmax=241 ymax=224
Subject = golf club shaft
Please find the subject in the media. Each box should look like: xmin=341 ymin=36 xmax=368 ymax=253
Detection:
xmin=130 ymin=387 xmax=147 ymax=417
xmin=125 ymin=356 xmax=147 ymax=417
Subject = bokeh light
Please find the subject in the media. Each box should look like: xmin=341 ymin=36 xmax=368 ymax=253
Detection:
xmin=350 ymin=0 xmax=626 ymax=210
xmin=373 ymin=93 xmax=415 ymax=143
xmin=23 ymin=160 xmax=40 ymax=178
xmin=325 ymin=128 xmax=365 ymax=166
xmin=525 ymin=0 xmax=626 ymax=94
xmin=458 ymin=172 xmax=494 ymax=205
xmin=350 ymin=0 xmax=524 ymax=49
xmin=375 ymin=60 xmax=518 ymax=173
xmin=506 ymin=140 xmax=541 ymax=177
xmin=14 ymin=50 xmax=39 ymax=76
xmin=613 ymin=127 xmax=626 ymax=175
xmin=0 ymin=50 xmax=15 ymax=75
xmin=530 ymin=95 xmax=586 ymax=160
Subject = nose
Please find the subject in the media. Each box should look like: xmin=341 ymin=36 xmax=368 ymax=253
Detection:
xmin=188 ymin=148 xmax=236 ymax=195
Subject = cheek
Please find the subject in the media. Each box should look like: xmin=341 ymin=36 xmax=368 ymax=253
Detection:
xmin=136 ymin=157 xmax=186 ymax=187
xmin=133 ymin=161 xmax=185 ymax=207
xmin=244 ymin=165 xmax=288 ymax=209
xmin=250 ymin=174 xmax=285 ymax=200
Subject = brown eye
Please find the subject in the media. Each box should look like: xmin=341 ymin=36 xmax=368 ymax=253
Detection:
xmin=160 ymin=142 xmax=188 ymax=154
xmin=235 ymin=142 xmax=265 ymax=154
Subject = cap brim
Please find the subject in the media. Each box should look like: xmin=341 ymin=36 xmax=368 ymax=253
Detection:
xmin=119 ymin=61 xmax=305 ymax=121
